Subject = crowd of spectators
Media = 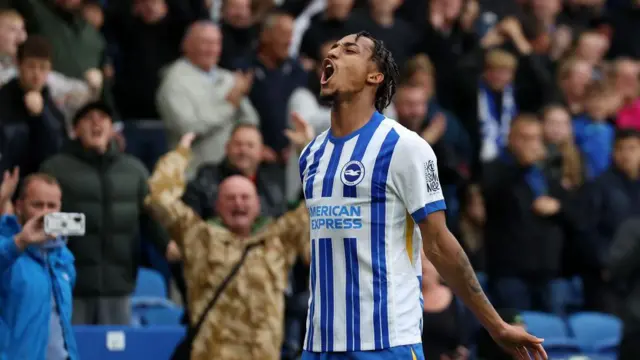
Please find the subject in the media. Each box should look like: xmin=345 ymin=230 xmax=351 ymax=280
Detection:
xmin=1 ymin=0 xmax=640 ymax=358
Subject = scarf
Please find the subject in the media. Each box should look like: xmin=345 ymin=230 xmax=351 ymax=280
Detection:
xmin=500 ymin=151 xmax=548 ymax=197
xmin=478 ymin=82 xmax=518 ymax=162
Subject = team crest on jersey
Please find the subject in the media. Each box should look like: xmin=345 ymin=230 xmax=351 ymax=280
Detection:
xmin=341 ymin=160 xmax=365 ymax=186
xmin=424 ymin=160 xmax=440 ymax=193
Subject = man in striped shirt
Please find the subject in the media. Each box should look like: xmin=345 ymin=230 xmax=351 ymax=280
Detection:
xmin=297 ymin=31 xmax=547 ymax=360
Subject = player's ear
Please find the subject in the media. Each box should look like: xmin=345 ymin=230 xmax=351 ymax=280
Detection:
xmin=366 ymin=72 xmax=384 ymax=86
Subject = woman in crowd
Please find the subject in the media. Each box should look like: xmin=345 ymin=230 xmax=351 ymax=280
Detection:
xmin=541 ymin=104 xmax=584 ymax=190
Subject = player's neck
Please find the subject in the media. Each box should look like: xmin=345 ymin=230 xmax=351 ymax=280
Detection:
xmin=330 ymin=100 xmax=377 ymax=138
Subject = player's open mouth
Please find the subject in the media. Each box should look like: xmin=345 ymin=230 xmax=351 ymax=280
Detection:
xmin=321 ymin=59 xmax=335 ymax=85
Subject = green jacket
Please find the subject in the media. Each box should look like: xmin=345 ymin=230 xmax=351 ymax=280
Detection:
xmin=3 ymin=0 xmax=119 ymax=116
xmin=41 ymin=141 xmax=169 ymax=297
xmin=11 ymin=0 xmax=105 ymax=79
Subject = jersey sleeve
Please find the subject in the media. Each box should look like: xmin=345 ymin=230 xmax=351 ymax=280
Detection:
xmin=391 ymin=133 xmax=446 ymax=223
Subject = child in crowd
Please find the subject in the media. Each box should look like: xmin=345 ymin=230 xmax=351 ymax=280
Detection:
xmin=572 ymin=82 xmax=617 ymax=179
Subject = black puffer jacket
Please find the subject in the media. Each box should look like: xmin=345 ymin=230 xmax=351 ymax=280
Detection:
xmin=41 ymin=140 xmax=169 ymax=297
xmin=183 ymin=159 xmax=287 ymax=219
xmin=0 ymin=78 xmax=66 ymax=179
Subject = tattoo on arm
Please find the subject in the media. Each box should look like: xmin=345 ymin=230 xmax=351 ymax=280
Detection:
xmin=421 ymin=212 xmax=500 ymax=330
xmin=456 ymin=249 xmax=491 ymax=304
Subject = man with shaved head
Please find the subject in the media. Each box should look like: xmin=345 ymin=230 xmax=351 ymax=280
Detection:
xmin=215 ymin=175 xmax=262 ymax=235
xmin=145 ymin=123 xmax=314 ymax=360
xmin=157 ymin=20 xmax=259 ymax=178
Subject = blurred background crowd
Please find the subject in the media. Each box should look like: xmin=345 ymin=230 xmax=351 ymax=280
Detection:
xmin=1 ymin=0 xmax=640 ymax=359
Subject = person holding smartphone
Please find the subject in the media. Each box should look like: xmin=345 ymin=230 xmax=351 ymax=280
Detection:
xmin=0 ymin=168 xmax=79 ymax=360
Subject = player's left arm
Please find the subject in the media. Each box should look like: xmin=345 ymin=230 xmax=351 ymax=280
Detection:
xmin=391 ymin=134 xmax=504 ymax=335
xmin=418 ymin=212 xmax=503 ymax=333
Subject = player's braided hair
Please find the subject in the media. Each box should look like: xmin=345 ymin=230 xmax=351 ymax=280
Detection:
xmin=355 ymin=31 xmax=399 ymax=112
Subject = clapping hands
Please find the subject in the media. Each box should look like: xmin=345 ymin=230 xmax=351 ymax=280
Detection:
xmin=24 ymin=91 xmax=44 ymax=116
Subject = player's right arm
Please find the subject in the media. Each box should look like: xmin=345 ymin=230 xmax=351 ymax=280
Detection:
xmin=145 ymin=133 xmax=205 ymax=248
xmin=391 ymin=133 xmax=546 ymax=360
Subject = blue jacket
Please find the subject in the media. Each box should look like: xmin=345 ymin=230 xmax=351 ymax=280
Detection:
xmin=0 ymin=215 xmax=78 ymax=360
xmin=573 ymin=116 xmax=614 ymax=180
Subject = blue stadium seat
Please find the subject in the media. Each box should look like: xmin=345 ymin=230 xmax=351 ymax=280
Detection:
xmin=568 ymin=277 xmax=584 ymax=308
xmin=594 ymin=336 xmax=620 ymax=356
xmin=134 ymin=268 xmax=167 ymax=298
xmin=587 ymin=355 xmax=617 ymax=360
xmin=74 ymin=326 xmax=185 ymax=360
xmin=521 ymin=311 xmax=568 ymax=338
xmin=130 ymin=312 xmax=142 ymax=327
xmin=568 ymin=312 xmax=622 ymax=352
xmin=131 ymin=268 xmax=176 ymax=323
xmin=131 ymin=297 xmax=176 ymax=309
xmin=141 ymin=307 xmax=184 ymax=326
xmin=549 ymin=277 xmax=584 ymax=316
xmin=550 ymin=279 xmax=571 ymax=315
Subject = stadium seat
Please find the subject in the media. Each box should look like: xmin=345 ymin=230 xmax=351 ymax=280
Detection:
xmin=74 ymin=326 xmax=185 ymax=360
xmin=131 ymin=268 xmax=176 ymax=321
xmin=593 ymin=336 xmax=620 ymax=356
xmin=549 ymin=277 xmax=585 ymax=316
xmin=550 ymin=279 xmax=571 ymax=315
xmin=568 ymin=312 xmax=622 ymax=352
xmin=131 ymin=297 xmax=176 ymax=309
xmin=141 ymin=307 xmax=184 ymax=326
xmin=521 ymin=311 xmax=568 ymax=338
xmin=542 ymin=337 xmax=581 ymax=358
xmin=568 ymin=277 xmax=584 ymax=308
xmin=130 ymin=312 xmax=142 ymax=327
xmin=134 ymin=268 xmax=167 ymax=298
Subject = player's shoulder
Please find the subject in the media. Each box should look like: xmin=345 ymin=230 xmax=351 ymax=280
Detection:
xmin=380 ymin=117 xmax=433 ymax=151
xmin=299 ymin=129 xmax=330 ymax=159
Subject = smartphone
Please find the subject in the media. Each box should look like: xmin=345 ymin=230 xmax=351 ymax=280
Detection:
xmin=44 ymin=212 xmax=86 ymax=237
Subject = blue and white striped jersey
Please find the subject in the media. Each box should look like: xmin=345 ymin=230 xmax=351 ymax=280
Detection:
xmin=299 ymin=111 xmax=447 ymax=352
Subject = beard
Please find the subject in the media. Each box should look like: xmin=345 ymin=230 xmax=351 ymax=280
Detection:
xmin=318 ymin=91 xmax=336 ymax=107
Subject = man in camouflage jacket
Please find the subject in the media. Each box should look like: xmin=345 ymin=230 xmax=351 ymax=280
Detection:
xmin=145 ymin=126 xmax=313 ymax=360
